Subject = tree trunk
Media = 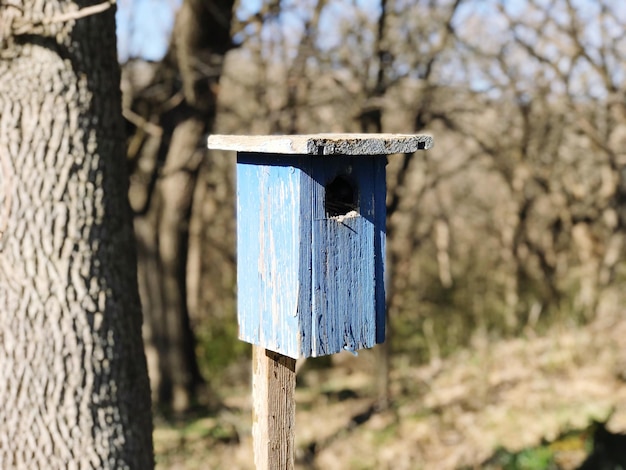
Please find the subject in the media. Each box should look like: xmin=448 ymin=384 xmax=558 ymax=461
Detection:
xmin=0 ymin=1 xmax=153 ymax=467
xmin=126 ymin=0 xmax=234 ymax=412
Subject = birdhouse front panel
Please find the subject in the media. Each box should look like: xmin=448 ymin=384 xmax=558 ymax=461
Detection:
xmin=309 ymin=156 xmax=387 ymax=357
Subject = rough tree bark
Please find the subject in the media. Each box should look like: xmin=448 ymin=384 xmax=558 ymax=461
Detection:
xmin=0 ymin=1 xmax=153 ymax=467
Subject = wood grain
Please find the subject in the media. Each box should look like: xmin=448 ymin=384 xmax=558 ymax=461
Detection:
xmin=208 ymin=133 xmax=433 ymax=155
xmin=310 ymin=156 xmax=385 ymax=356
xmin=252 ymin=347 xmax=296 ymax=470
xmin=236 ymin=153 xmax=312 ymax=358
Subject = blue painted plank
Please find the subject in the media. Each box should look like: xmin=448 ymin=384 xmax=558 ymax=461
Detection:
xmin=310 ymin=157 xmax=383 ymax=356
xmin=236 ymin=153 xmax=312 ymax=359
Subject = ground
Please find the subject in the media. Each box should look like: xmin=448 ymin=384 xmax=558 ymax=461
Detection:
xmin=154 ymin=308 xmax=626 ymax=469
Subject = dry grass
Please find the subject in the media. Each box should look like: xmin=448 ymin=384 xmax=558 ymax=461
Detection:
xmin=154 ymin=309 xmax=626 ymax=469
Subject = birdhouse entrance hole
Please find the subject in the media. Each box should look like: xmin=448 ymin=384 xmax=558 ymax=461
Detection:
xmin=325 ymin=175 xmax=358 ymax=217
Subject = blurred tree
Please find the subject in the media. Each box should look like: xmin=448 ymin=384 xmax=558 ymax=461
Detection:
xmin=0 ymin=0 xmax=153 ymax=466
xmin=503 ymin=0 xmax=626 ymax=317
xmin=120 ymin=0 xmax=626 ymax=418
xmin=445 ymin=0 xmax=626 ymax=324
xmin=123 ymin=0 xmax=235 ymax=412
xmin=379 ymin=0 xmax=464 ymax=408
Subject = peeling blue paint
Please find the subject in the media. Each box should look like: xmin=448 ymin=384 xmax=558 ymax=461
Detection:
xmin=236 ymin=152 xmax=386 ymax=359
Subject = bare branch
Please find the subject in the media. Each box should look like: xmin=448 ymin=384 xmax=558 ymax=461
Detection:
xmin=10 ymin=0 xmax=115 ymax=35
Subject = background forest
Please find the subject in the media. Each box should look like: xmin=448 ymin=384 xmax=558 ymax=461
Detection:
xmin=118 ymin=0 xmax=626 ymax=468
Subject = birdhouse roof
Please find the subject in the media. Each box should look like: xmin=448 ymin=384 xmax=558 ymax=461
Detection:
xmin=207 ymin=133 xmax=433 ymax=156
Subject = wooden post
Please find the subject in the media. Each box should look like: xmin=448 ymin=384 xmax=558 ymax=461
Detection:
xmin=252 ymin=346 xmax=296 ymax=470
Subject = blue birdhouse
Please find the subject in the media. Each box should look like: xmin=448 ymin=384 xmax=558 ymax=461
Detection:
xmin=207 ymin=134 xmax=433 ymax=359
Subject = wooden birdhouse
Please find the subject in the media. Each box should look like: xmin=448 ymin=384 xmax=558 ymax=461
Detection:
xmin=207 ymin=134 xmax=433 ymax=359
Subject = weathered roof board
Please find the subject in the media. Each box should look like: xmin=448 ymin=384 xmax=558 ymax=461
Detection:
xmin=207 ymin=133 xmax=433 ymax=155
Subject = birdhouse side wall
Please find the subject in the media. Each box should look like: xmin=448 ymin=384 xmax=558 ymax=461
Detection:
xmin=236 ymin=154 xmax=312 ymax=359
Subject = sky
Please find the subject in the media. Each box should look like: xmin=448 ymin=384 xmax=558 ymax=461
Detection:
xmin=115 ymin=0 xmax=624 ymax=81
xmin=115 ymin=0 xmax=381 ymax=62
xmin=116 ymin=0 xmax=180 ymax=62
xmin=115 ymin=0 xmax=494 ymax=62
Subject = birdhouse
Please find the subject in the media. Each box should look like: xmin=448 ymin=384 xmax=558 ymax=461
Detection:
xmin=207 ymin=134 xmax=433 ymax=359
